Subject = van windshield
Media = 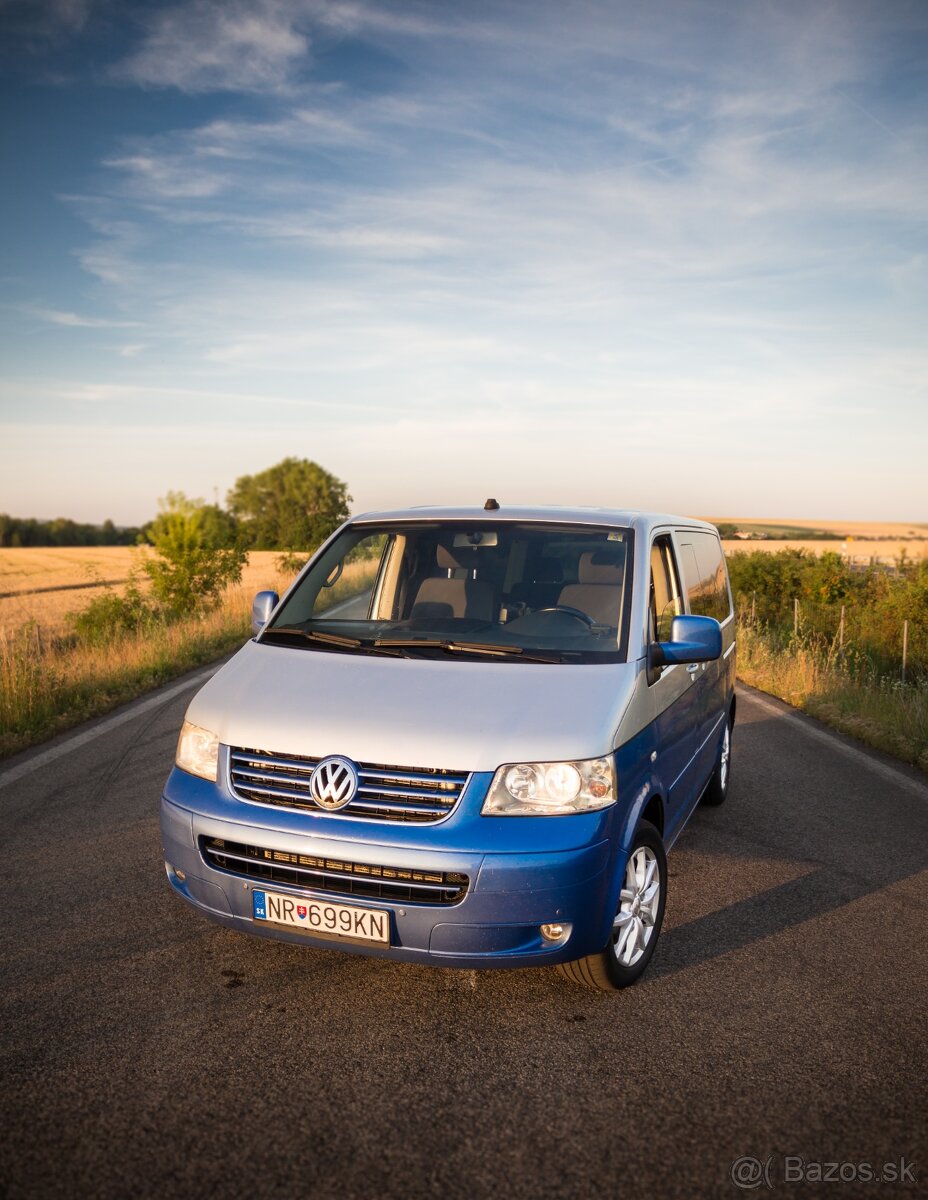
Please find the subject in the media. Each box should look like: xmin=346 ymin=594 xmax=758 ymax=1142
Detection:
xmin=261 ymin=521 xmax=632 ymax=664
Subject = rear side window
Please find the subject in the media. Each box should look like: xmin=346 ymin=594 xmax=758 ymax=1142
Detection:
xmin=678 ymin=531 xmax=732 ymax=622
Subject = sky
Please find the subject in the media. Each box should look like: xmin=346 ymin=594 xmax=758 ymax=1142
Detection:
xmin=1 ymin=0 xmax=926 ymax=525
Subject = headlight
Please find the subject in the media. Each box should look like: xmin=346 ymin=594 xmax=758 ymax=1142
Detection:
xmin=176 ymin=720 xmax=220 ymax=781
xmin=482 ymin=755 xmax=616 ymax=816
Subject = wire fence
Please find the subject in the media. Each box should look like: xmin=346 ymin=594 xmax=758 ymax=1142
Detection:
xmin=734 ymin=591 xmax=926 ymax=686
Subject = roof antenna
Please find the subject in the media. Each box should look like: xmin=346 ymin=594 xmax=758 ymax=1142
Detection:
xmin=484 ymin=497 xmax=500 ymax=511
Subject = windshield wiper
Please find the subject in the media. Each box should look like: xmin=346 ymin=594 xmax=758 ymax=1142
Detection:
xmin=262 ymin=628 xmax=409 ymax=656
xmin=373 ymin=638 xmax=564 ymax=664
xmin=265 ymin=626 xmax=361 ymax=647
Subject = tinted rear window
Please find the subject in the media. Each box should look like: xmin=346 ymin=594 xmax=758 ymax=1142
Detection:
xmin=678 ymin=531 xmax=732 ymax=622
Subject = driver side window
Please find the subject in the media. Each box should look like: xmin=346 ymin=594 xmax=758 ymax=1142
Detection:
xmin=649 ymin=536 xmax=683 ymax=644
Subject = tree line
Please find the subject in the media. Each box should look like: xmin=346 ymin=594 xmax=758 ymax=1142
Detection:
xmin=0 ymin=515 xmax=143 ymax=547
xmin=1 ymin=457 xmax=351 ymax=553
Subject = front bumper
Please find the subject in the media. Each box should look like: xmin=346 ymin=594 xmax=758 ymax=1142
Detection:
xmin=160 ymin=781 xmax=619 ymax=970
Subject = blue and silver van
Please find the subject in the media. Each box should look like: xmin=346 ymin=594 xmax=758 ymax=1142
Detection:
xmin=161 ymin=505 xmax=735 ymax=989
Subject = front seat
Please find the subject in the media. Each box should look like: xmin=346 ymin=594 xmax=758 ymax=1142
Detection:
xmin=410 ymin=546 xmax=497 ymax=621
xmin=557 ymin=549 xmax=625 ymax=626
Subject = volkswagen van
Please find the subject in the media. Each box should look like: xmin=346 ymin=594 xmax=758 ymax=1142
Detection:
xmin=160 ymin=505 xmax=736 ymax=989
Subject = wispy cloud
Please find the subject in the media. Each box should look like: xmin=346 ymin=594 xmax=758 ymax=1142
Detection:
xmin=0 ymin=0 xmax=91 ymax=40
xmin=111 ymin=0 xmax=309 ymax=93
xmin=103 ymin=153 xmax=228 ymax=199
xmin=21 ymin=305 xmax=141 ymax=329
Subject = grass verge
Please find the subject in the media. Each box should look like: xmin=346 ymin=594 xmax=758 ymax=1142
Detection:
xmin=0 ymin=563 xmax=379 ymax=762
xmin=0 ymin=590 xmax=254 ymax=759
xmin=736 ymin=620 xmax=928 ymax=773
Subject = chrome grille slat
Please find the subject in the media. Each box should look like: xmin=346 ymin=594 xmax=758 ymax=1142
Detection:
xmin=234 ymin=767 xmax=314 ymax=789
xmin=360 ymin=766 xmax=467 ymax=788
xmin=200 ymin=837 xmax=469 ymax=905
xmin=230 ymin=751 xmax=319 ymax=773
xmin=228 ymin=746 xmax=469 ymax=824
xmin=355 ymin=782 xmax=458 ymax=801
xmin=231 ymin=781 xmax=316 ymax=805
xmin=349 ymin=798 xmax=449 ymax=816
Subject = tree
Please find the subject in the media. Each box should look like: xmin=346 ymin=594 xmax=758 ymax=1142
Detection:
xmin=195 ymin=503 xmax=241 ymax=550
xmin=143 ymin=492 xmax=246 ymax=615
xmin=227 ymin=457 xmax=351 ymax=551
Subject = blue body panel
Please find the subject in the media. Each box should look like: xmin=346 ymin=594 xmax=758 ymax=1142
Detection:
xmin=160 ymin=766 xmax=620 ymax=968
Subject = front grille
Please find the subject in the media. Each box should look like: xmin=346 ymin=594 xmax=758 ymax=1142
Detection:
xmin=228 ymin=747 xmax=469 ymax=823
xmin=200 ymin=837 xmax=469 ymax=905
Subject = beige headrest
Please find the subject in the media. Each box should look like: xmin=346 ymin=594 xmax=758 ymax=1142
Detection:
xmin=578 ymin=549 xmax=625 ymax=584
xmin=437 ymin=544 xmax=480 ymax=570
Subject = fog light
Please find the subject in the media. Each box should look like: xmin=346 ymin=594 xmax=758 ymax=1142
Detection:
xmin=540 ymin=922 xmax=570 ymax=942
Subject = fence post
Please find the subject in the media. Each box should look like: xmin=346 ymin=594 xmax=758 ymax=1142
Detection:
xmin=902 ymin=619 xmax=908 ymax=686
xmin=793 ymin=598 xmax=799 ymax=637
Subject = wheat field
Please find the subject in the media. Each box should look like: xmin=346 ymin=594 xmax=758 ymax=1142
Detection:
xmin=703 ymin=516 xmax=927 ymax=563
xmin=0 ymin=547 xmax=291 ymax=636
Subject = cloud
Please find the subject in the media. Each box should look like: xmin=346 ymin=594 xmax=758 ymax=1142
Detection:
xmin=103 ymin=153 xmax=228 ymax=199
xmin=111 ymin=0 xmax=309 ymax=93
xmin=0 ymin=0 xmax=91 ymax=40
xmin=22 ymin=305 xmax=140 ymax=329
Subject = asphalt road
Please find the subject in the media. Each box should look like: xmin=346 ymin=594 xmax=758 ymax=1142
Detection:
xmin=1 ymin=669 xmax=926 ymax=1200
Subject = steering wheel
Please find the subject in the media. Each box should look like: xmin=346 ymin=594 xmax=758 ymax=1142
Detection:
xmin=533 ymin=605 xmax=595 ymax=628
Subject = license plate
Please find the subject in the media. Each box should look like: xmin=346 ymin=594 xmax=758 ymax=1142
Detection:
xmin=252 ymin=889 xmax=390 ymax=944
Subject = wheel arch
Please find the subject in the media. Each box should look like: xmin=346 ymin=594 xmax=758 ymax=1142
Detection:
xmin=641 ymin=793 xmax=664 ymax=837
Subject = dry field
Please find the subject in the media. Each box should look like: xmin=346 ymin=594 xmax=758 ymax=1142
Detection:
xmin=707 ymin=517 xmax=928 ymax=564
xmin=709 ymin=518 xmax=927 ymax=538
xmin=0 ymin=547 xmax=292 ymax=637
xmin=721 ymin=538 xmax=928 ymax=562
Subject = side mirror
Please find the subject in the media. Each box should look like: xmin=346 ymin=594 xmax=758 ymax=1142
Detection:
xmin=650 ymin=614 xmax=722 ymax=669
xmin=251 ymin=590 xmax=280 ymax=635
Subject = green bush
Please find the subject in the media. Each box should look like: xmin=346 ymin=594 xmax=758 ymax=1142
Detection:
xmin=68 ymin=576 xmax=159 ymax=645
xmin=143 ymin=492 xmax=247 ymax=616
xmin=727 ymin=549 xmax=928 ymax=680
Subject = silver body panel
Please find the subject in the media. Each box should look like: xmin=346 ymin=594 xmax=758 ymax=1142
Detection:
xmin=187 ymin=507 xmax=724 ymax=771
xmin=186 ymin=639 xmax=642 ymax=772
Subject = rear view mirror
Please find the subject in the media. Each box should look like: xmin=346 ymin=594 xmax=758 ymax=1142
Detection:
xmin=251 ymin=590 xmax=280 ymax=635
xmin=651 ymin=614 xmax=722 ymax=668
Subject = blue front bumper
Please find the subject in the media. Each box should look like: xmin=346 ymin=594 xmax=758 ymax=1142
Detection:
xmin=160 ymin=766 xmax=623 ymax=970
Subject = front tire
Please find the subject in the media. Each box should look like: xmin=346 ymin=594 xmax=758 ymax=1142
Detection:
xmin=701 ymin=715 xmax=732 ymax=807
xmin=556 ymin=821 xmax=667 ymax=991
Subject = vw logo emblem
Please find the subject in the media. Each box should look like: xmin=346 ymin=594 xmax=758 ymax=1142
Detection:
xmin=309 ymin=756 xmax=359 ymax=811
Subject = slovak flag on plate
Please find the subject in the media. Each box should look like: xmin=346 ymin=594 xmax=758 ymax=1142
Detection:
xmin=297 ymin=905 xmax=307 ymax=919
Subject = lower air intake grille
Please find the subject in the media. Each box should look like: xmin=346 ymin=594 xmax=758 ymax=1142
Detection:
xmin=228 ymin=747 xmax=469 ymax=823
xmin=200 ymin=837 xmax=469 ymax=905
